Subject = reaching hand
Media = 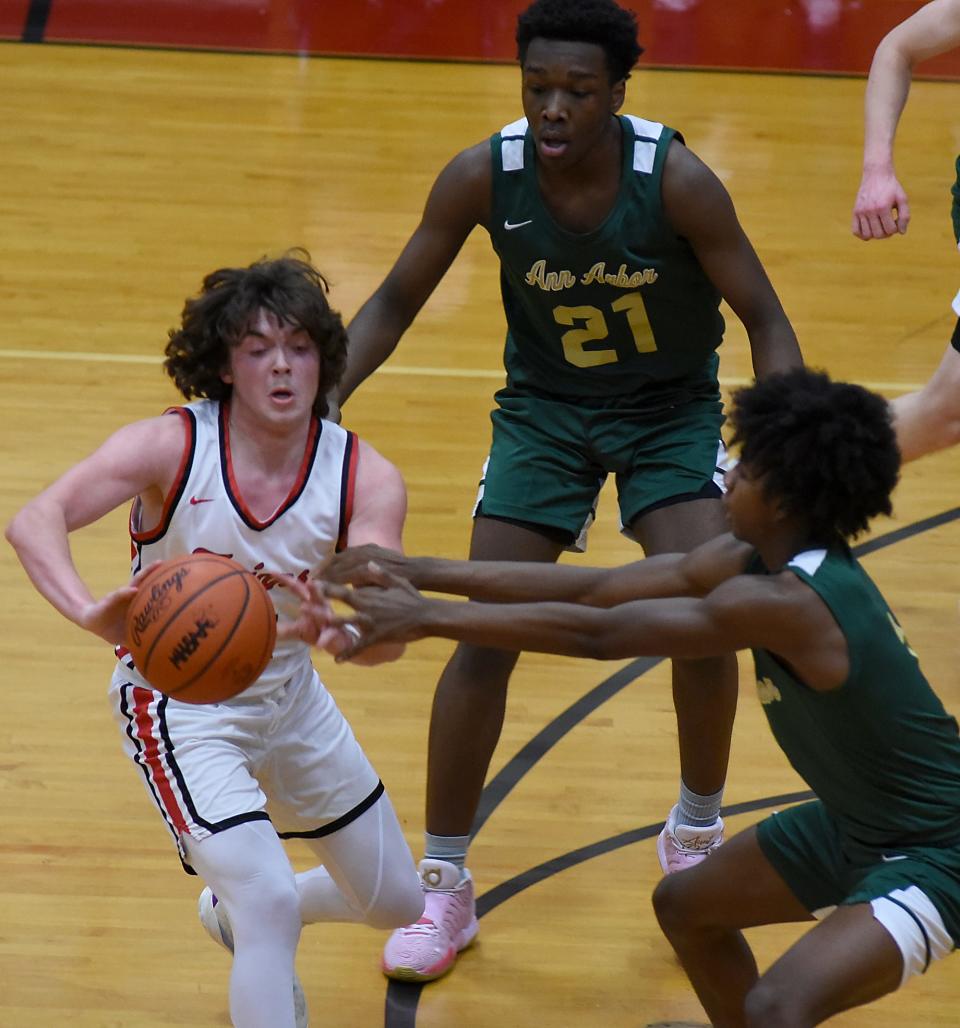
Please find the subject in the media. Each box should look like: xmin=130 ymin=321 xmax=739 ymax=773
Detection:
xmin=320 ymin=563 xmax=429 ymax=661
xmin=852 ymin=166 xmax=910 ymax=239
xmin=274 ymin=576 xmax=335 ymax=645
xmin=321 ymin=544 xmax=411 ymax=587
xmin=273 ymin=576 xmax=381 ymax=659
xmin=81 ymin=561 xmax=163 ymax=646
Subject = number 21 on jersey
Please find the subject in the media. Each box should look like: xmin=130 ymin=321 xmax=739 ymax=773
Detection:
xmin=552 ymin=291 xmax=656 ymax=368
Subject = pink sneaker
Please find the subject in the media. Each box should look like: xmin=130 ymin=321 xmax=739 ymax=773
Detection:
xmin=381 ymin=859 xmax=479 ymax=982
xmin=656 ymin=805 xmax=724 ymax=874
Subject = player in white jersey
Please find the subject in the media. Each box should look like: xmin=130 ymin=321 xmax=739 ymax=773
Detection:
xmin=6 ymin=252 xmax=424 ymax=1028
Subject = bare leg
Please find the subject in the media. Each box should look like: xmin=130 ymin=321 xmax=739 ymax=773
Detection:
xmin=652 ymin=826 xmax=811 ymax=1026
xmin=631 ymin=497 xmax=737 ymax=796
xmin=892 ymin=341 xmax=960 ymax=462
xmin=745 ymin=905 xmax=902 ymax=1026
xmin=425 ymin=515 xmax=564 ymax=835
xmin=653 ymin=826 xmax=903 ymax=1027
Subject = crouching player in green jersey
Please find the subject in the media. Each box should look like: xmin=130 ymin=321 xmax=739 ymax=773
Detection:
xmin=321 ymin=367 xmax=960 ymax=1025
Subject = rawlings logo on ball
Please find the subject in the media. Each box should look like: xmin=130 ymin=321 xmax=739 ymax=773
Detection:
xmin=128 ymin=566 xmax=191 ymax=647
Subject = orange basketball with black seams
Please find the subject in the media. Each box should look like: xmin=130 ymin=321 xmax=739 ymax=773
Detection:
xmin=124 ymin=553 xmax=277 ymax=703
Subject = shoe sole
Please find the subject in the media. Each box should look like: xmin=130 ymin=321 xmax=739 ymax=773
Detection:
xmin=382 ymin=918 xmax=479 ymax=982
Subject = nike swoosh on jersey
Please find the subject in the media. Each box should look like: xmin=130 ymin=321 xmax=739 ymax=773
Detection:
xmin=189 ymin=496 xmax=215 ymax=505
xmin=880 ymin=854 xmax=908 ymax=862
xmin=504 ymin=218 xmax=533 ymax=230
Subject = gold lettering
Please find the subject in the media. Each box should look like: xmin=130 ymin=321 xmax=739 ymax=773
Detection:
xmin=525 ymin=259 xmax=575 ymax=292
xmin=756 ymin=676 xmax=782 ymax=705
xmin=581 ymin=262 xmax=607 ymax=286
xmin=529 ymin=259 xmax=658 ymax=292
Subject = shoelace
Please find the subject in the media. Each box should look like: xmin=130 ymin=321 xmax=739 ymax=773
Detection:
xmin=674 ymin=830 xmax=720 ymax=853
xmin=401 ymin=917 xmax=439 ymax=936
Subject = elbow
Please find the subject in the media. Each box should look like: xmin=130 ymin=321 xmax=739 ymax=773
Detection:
xmin=6 ymin=508 xmax=29 ymax=552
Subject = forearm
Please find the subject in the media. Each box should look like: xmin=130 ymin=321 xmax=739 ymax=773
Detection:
xmin=419 ymin=597 xmax=635 ymax=660
xmin=340 ymin=293 xmax=413 ymax=404
xmin=407 ymin=552 xmax=690 ymax=607
xmin=747 ymin=322 xmax=803 ymax=379
xmin=6 ymin=503 xmax=95 ymax=626
xmin=862 ymin=39 xmax=912 ymax=169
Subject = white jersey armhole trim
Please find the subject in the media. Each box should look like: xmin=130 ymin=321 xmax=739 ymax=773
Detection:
xmin=499 ymin=116 xmax=529 ymax=172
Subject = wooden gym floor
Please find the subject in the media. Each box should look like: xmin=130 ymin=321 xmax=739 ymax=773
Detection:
xmin=1 ymin=35 xmax=959 ymax=1028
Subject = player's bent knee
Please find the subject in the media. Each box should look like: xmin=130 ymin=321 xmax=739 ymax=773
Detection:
xmin=365 ymin=896 xmax=424 ymax=931
xmin=744 ymin=980 xmax=800 ymax=1028
xmin=230 ymin=874 xmax=302 ymax=943
xmin=443 ymin=643 xmax=518 ymax=695
xmin=451 ymin=640 xmax=519 ymax=675
xmin=364 ymin=875 xmax=425 ymax=929
xmin=651 ymin=872 xmax=698 ymax=932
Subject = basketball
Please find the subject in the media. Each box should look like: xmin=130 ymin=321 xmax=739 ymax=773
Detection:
xmin=124 ymin=552 xmax=277 ymax=703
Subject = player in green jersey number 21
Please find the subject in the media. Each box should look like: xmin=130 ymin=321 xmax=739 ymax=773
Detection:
xmin=335 ymin=0 xmax=802 ymax=984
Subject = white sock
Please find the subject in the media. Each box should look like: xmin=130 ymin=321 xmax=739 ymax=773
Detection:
xmin=424 ymin=832 xmax=470 ymax=872
xmin=678 ymin=782 xmax=723 ymax=828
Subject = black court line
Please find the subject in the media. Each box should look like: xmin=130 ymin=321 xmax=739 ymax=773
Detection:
xmin=477 ymin=790 xmax=816 ymax=916
xmin=21 ymin=0 xmax=53 ymax=43
xmin=851 ymin=505 xmax=960 ymax=557
xmin=384 ymin=504 xmax=960 ymax=1025
xmin=471 ymin=656 xmax=665 ymax=837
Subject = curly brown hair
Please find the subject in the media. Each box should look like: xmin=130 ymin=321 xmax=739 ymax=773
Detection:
xmin=164 ymin=249 xmax=347 ymax=419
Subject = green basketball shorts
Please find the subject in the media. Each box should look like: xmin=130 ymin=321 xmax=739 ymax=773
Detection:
xmin=757 ymin=800 xmax=960 ymax=966
xmin=473 ymin=386 xmax=726 ymax=551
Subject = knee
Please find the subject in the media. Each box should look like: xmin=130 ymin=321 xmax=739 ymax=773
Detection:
xmin=232 ymin=873 xmax=302 ymax=940
xmin=743 ymin=980 xmax=797 ymax=1028
xmin=364 ymin=871 xmax=425 ymax=930
xmin=445 ymin=642 xmax=518 ymax=692
xmin=651 ymin=873 xmax=697 ymax=936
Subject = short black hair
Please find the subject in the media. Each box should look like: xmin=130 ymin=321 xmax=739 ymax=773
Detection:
xmin=729 ymin=368 xmax=900 ymax=544
xmin=164 ymin=249 xmax=347 ymax=420
xmin=516 ymin=0 xmax=643 ymax=82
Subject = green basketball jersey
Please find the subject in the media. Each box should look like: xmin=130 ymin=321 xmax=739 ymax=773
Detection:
xmin=751 ymin=545 xmax=960 ymax=858
xmin=488 ymin=114 xmax=724 ymax=405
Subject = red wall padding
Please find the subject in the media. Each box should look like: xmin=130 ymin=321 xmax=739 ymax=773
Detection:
xmin=3 ymin=0 xmax=960 ymax=78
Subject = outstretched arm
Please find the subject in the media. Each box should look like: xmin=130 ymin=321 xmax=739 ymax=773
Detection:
xmin=5 ymin=415 xmax=184 ymax=644
xmin=323 ymin=532 xmax=754 ymax=608
xmin=662 ymin=141 xmax=802 ymax=379
xmin=326 ymin=566 xmax=847 ymax=689
xmin=334 ymin=144 xmax=490 ymax=413
xmin=853 ymin=0 xmax=960 ymax=240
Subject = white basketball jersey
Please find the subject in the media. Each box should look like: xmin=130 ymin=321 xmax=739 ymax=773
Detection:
xmin=119 ymin=399 xmax=357 ymax=699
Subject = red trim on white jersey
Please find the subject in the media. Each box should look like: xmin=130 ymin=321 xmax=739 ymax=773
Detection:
xmin=221 ymin=402 xmax=322 ymax=530
xmin=129 ymin=407 xmax=196 ymax=547
xmin=126 ymin=400 xmax=355 ymax=699
xmin=336 ymin=431 xmax=358 ymax=552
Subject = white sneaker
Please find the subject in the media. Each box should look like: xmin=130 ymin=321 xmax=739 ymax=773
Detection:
xmin=198 ymin=887 xmax=308 ymax=1028
xmin=656 ymin=805 xmax=724 ymax=874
